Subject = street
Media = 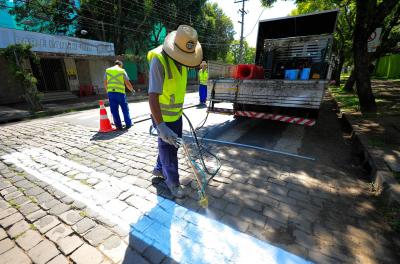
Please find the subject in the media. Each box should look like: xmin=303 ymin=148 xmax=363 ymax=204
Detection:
xmin=1 ymin=93 xmax=399 ymax=264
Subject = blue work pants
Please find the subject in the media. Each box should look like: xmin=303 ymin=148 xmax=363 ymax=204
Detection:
xmin=199 ymin=84 xmax=207 ymax=104
xmin=108 ymin=92 xmax=132 ymax=128
xmin=154 ymin=117 xmax=183 ymax=187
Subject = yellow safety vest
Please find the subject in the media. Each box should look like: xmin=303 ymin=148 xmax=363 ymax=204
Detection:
xmin=199 ymin=69 xmax=208 ymax=85
xmin=106 ymin=66 xmax=126 ymax=94
xmin=147 ymin=46 xmax=187 ymax=122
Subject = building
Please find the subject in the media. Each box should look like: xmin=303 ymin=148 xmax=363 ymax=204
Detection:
xmin=0 ymin=27 xmax=115 ymax=104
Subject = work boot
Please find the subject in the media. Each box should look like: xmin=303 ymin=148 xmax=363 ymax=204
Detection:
xmin=168 ymin=184 xmax=185 ymax=199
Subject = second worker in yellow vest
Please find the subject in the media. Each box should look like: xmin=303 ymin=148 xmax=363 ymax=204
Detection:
xmin=198 ymin=60 xmax=208 ymax=105
xmin=103 ymin=60 xmax=135 ymax=130
xmin=148 ymin=25 xmax=203 ymax=198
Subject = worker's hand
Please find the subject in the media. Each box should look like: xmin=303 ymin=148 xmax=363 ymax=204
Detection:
xmin=156 ymin=122 xmax=179 ymax=148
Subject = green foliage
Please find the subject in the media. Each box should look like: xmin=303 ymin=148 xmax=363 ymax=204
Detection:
xmin=4 ymin=0 xmax=77 ymax=35
xmin=226 ymin=40 xmax=256 ymax=64
xmin=0 ymin=44 xmax=42 ymax=111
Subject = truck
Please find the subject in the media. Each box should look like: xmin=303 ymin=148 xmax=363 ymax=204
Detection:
xmin=207 ymin=10 xmax=339 ymax=126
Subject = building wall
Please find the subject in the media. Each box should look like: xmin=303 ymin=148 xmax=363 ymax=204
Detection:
xmin=89 ymin=59 xmax=112 ymax=94
xmin=64 ymin=58 xmax=79 ymax=92
xmin=0 ymin=57 xmax=25 ymax=105
xmin=75 ymin=59 xmax=92 ymax=86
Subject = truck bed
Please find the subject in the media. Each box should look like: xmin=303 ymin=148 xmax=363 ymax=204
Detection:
xmin=207 ymin=79 xmax=327 ymax=109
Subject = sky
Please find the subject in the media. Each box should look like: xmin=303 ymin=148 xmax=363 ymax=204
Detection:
xmin=210 ymin=0 xmax=296 ymax=47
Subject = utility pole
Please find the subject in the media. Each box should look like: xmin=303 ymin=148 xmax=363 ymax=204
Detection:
xmin=235 ymin=0 xmax=247 ymax=63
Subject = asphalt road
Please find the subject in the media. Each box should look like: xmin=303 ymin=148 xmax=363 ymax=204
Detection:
xmin=50 ymin=92 xmax=310 ymax=160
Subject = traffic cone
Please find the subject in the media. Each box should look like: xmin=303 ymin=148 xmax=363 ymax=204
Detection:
xmin=99 ymin=100 xmax=115 ymax=133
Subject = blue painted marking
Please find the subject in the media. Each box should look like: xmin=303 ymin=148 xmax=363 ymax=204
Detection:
xmin=130 ymin=199 xmax=313 ymax=264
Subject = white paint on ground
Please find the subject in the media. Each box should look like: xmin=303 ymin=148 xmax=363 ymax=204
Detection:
xmin=274 ymin=125 xmax=305 ymax=154
xmin=2 ymin=148 xmax=312 ymax=264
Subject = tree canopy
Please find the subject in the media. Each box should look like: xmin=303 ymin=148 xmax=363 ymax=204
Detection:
xmin=226 ymin=40 xmax=255 ymax=64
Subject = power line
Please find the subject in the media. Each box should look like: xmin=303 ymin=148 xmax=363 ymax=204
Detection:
xmin=244 ymin=8 xmax=265 ymax=39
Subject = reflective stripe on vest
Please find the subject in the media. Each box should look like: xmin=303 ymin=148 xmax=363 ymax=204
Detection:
xmin=106 ymin=66 xmax=126 ymax=94
xmin=199 ymin=69 xmax=208 ymax=85
xmin=147 ymin=46 xmax=187 ymax=122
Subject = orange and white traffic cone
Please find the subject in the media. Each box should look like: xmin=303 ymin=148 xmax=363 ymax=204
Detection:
xmin=99 ymin=100 xmax=115 ymax=133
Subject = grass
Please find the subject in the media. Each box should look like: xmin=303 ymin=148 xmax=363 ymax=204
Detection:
xmin=30 ymin=224 xmax=37 ymax=230
xmin=8 ymin=199 xmax=20 ymax=209
xmin=79 ymin=210 xmax=87 ymax=218
xmin=329 ymin=86 xmax=360 ymax=112
xmin=79 ymin=179 xmax=89 ymax=186
xmin=367 ymin=138 xmax=387 ymax=148
xmin=28 ymin=196 xmax=37 ymax=204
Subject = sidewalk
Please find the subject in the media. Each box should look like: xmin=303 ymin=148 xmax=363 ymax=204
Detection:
xmin=0 ymin=84 xmax=199 ymax=124
xmin=330 ymin=80 xmax=400 ymax=205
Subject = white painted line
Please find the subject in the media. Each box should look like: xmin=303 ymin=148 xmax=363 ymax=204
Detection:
xmin=3 ymin=148 xmax=313 ymax=264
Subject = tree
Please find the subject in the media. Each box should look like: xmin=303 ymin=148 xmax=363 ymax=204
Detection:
xmin=0 ymin=0 xmax=77 ymax=35
xmin=196 ymin=3 xmax=235 ymax=61
xmin=226 ymin=40 xmax=255 ymax=64
xmin=0 ymin=44 xmax=42 ymax=111
xmin=290 ymin=0 xmax=355 ymax=87
xmin=262 ymin=0 xmax=400 ymax=113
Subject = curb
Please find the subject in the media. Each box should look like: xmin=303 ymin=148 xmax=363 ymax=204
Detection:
xmin=0 ymin=87 xmax=200 ymax=125
xmin=331 ymin=92 xmax=400 ymax=206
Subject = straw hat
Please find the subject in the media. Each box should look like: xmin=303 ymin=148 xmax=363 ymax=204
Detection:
xmin=163 ymin=25 xmax=203 ymax=67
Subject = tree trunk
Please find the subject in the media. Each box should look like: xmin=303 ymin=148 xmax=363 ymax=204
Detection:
xmin=344 ymin=70 xmax=355 ymax=92
xmin=334 ymin=50 xmax=345 ymax=87
xmin=353 ymin=0 xmax=377 ymax=113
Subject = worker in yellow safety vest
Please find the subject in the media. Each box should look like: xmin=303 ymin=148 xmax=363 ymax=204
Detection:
xmin=198 ymin=61 xmax=208 ymax=105
xmin=148 ymin=25 xmax=203 ymax=198
xmin=103 ymin=60 xmax=135 ymax=130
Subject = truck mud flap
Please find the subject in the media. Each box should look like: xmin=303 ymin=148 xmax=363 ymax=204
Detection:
xmin=235 ymin=111 xmax=316 ymax=126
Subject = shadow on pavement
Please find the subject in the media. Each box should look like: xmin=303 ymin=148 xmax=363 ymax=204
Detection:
xmin=90 ymin=130 xmax=128 ymax=141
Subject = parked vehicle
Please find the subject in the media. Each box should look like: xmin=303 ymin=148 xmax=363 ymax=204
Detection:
xmin=207 ymin=10 xmax=339 ymax=126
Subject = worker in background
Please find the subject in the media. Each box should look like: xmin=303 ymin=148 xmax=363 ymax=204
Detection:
xmin=198 ymin=61 xmax=208 ymax=105
xmin=148 ymin=25 xmax=203 ymax=198
xmin=103 ymin=60 xmax=134 ymax=130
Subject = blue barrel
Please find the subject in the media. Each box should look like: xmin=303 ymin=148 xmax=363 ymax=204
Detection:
xmin=300 ymin=68 xmax=311 ymax=80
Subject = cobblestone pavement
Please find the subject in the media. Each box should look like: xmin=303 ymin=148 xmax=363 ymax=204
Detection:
xmin=0 ymin=119 xmax=399 ymax=264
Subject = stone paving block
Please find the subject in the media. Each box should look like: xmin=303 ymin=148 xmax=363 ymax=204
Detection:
xmin=0 ymin=238 xmax=15 ymax=254
xmin=0 ymin=199 xmax=10 ymax=210
xmin=263 ymin=207 xmax=289 ymax=225
xmin=70 ymin=244 xmax=104 ymax=264
xmin=46 ymin=224 xmax=74 ymax=242
xmin=26 ymin=209 xmax=47 ymax=222
xmin=73 ymin=217 xmax=96 ymax=234
xmin=28 ymin=239 xmax=60 ymax=264
xmin=99 ymin=235 xmax=129 ymax=263
xmin=0 ymin=181 xmax=12 ymax=191
xmin=4 ymin=190 xmax=23 ymax=201
xmin=46 ymin=254 xmax=69 ymax=264
xmin=36 ymin=192 xmax=53 ymax=203
xmin=0 ymin=228 xmax=6 ymax=240
xmin=220 ymin=214 xmax=249 ymax=233
xmin=13 ymin=195 xmax=30 ymax=207
xmin=84 ymin=225 xmax=113 ymax=246
xmin=0 ymin=212 xmax=23 ymax=228
xmin=7 ymin=220 xmax=30 ymax=238
xmin=57 ymin=235 xmax=84 ymax=255
xmin=0 ymin=207 xmax=17 ymax=219
xmin=288 ymin=190 xmax=311 ymax=203
xmin=16 ymin=229 xmax=43 ymax=251
xmin=25 ymin=187 xmax=45 ymax=196
xmin=60 ymin=195 xmax=74 ymax=205
xmin=59 ymin=210 xmax=83 ymax=225
xmin=0 ymin=186 xmax=18 ymax=197
xmin=126 ymin=233 xmax=151 ymax=254
xmin=20 ymin=203 xmax=40 ymax=216
xmin=34 ymin=215 xmax=61 ymax=234
xmin=49 ymin=203 xmax=70 ymax=215
xmin=0 ymin=246 xmax=31 ymax=264
xmin=40 ymin=199 xmax=60 ymax=211
xmin=121 ymin=247 xmax=150 ymax=264
xmin=240 ymin=208 xmax=267 ymax=228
